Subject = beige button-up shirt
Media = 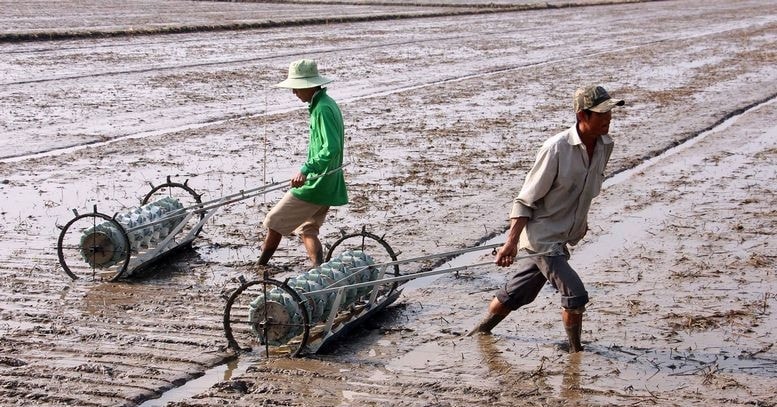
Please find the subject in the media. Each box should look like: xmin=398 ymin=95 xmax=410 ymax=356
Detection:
xmin=509 ymin=125 xmax=613 ymax=254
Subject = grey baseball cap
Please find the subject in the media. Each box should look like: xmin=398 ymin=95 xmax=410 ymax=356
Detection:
xmin=574 ymin=85 xmax=625 ymax=113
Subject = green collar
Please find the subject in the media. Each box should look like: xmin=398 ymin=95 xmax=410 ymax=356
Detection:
xmin=308 ymin=88 xmax=327 ymax=112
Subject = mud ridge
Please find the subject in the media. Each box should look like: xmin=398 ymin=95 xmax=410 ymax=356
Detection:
xmin=0 ymin=0 xmax=659 ymax=44
xmin=3 ymin=26 xmax=756 ymax=164
xmin=204 ymin=0 xmax=654 ymax=8
xmin=609 ymin=90 xmax=777 ymax=179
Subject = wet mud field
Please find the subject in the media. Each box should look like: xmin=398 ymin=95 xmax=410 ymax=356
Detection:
xmin=1 ymin=0 xmax=776 ymax=406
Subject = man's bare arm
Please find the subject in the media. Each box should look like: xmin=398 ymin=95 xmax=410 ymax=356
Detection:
xmin=495 ymin=217 xmax=528 ymax=267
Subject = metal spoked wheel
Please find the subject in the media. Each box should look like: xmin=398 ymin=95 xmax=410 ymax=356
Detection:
xmin=56 ymin=207 xmax=131 ymax=281
xmin=142 ymin=178 xmax=204 ymax=238
xmin=223 ymin=279 xmax=311 ymax=358
xmin=325 ymin=228 xmax=401 ymax=297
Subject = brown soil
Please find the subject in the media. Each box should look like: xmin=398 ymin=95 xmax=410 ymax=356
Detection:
xmin=0 ymin=1 xmax=775 ymax=406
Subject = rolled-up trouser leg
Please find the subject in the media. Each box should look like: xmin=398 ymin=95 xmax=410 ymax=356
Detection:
xmin=535 ymin=253 xmax=589 ymax=309
xmin=562 ymin=306 xmax=585 ymax=353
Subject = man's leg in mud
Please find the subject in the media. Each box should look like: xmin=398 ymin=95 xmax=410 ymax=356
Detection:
xmin=258 ymin=229 xmax=282 ymax=266
xmin=562 ymin=306 xmax=585 ymax=353
xmin=467 ymin=297 xmax=512 ymax=336
xmin=536 ymin=253 xmax=588 ymax=353
xmin=468 ymin=257 xmax=547 ymax=336
xmin=301 ymin=233 xmax=324 ymax=267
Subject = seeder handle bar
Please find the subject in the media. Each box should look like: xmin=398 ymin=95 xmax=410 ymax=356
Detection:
xmin=192 ymin=164 xmax=348 ymax=213
xmin=304 ymin=251 xmax=551 ymax=297
xmin=190 ymin=183 xmax=287 ymax=214
xmin=342 ymin=241 xmax=505 ymax=276
xmin=124 ymin=165 xmax=347 ymax=233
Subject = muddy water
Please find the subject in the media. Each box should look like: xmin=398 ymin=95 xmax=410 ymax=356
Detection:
xmin=163 ymin=93 xmax=777 ymax=407
xmin=138 ymin=357 xmax=251 ymax=407
xmin=56 ymin=95 xmax=777 ymax=405
xmin=1 ymin=1 xmax=776 ymax=406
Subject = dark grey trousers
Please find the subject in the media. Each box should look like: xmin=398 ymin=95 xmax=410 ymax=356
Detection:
xmin=496 ymin=250 xmax=589 ymax=310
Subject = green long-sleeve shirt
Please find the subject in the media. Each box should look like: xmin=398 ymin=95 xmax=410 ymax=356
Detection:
xmin=291 ymin=88 xmax=348 ymax=206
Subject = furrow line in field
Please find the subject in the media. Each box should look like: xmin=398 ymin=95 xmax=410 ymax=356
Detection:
xmin=0 ymin=12 xmax=464 ymax=44
xmin=605 ymin=91 xmax=777 ymax=182
xmin=0 ymin=388 xmax=107 ymax=407
xmin=0 ymin=377 xmax=148 ymax=405
xmin=3 ymin=15 xmax=768 ymax=87
xmin=0 ymin=261 xmax=58 ymax=273
xmin=6 ymin=343 xmax=219 ymax=371
xmin=0 ymin=370 xmax=163 ymax=392
xmin=0 ymin=336 xmax=229 ymax=403
xmin=0 ymin=1 xmax=668 ymax=57
xmin=0 ymin=33 xmax=238 ymax=55
xmin=0 ymin=0 xmax=654 ymax=44
xmin=2 ymin=339 xmax=216 ymax=364
xmin=1 ymin=33 xmax=472 ymax=86
xmin=3 ymin=19 xmax=771 ymax=166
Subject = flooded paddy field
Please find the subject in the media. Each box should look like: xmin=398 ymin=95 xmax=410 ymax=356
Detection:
xmin=0 ymin=0 xmax=775 ymax=405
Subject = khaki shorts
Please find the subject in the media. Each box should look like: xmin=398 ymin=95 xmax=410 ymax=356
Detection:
xmin=263 ymin=192 xmax=329 ymax=237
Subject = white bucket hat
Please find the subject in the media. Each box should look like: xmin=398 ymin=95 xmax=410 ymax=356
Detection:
xmin=275 ymin=59 xmax=333 ymax=89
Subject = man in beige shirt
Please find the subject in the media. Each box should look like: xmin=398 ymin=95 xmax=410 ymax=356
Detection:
xmin=467 ymin=85 xmax=624 ymax=353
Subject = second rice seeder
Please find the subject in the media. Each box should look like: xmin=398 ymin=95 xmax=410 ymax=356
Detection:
xmin=55 ymin=173 xmax=301 ymax=281
xmin=55 ymin=168 xmax=344 ymax=281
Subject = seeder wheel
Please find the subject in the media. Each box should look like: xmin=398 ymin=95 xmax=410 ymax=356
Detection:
xmin=325 ymin=228 xmax=400 ymax=297
xmin=56 ymin=208 xmax=131 ymax=281
xmin=223 ymin=279 xmax=311 ymax=358
xmin=142 ymin=177 xmax=204 ymax=238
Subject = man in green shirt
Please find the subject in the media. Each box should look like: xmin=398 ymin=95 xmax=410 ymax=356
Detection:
xmin=259 ymin=59 xmax=348 ymax=268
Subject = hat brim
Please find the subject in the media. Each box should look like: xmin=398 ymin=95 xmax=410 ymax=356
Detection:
xmin=275 ymin=76 xmax=333 ymax=89
xmin=589 ymin=98 xmax=625 ymax=113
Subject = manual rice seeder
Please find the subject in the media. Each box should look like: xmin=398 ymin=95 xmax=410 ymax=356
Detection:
xmin=222 ymin=232 xmax=549 ymax=358
xmin=55 ymin=168 xmax=348 ymax=280
xmin=55 ymin=169 xmax=545 ymax=357
xmin=57 ymin=174 xmax=286 ymax=281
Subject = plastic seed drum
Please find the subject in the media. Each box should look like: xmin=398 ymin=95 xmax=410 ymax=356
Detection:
xmin=249 ymin=249 xmax=380 ymax=346
xmin=79 ymin=197 xmax=185 ymax=268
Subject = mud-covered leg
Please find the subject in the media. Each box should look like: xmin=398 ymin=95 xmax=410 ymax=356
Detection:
xmin=301 ymin=234 xmax=324 ymax=267
xmin=562 ymin=306 xmax=585 ymax=353
xmin=467 ymin=297 xmax=511 ymax=336
xmin=258 ymin=229 xmax=282 ymax=266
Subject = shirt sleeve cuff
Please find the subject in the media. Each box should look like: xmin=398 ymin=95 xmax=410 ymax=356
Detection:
xmin=510 ymin=203 xmax=532 ymax=219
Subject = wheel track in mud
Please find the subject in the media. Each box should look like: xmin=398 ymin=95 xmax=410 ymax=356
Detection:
xmin=0 ymin=256 xmax=233 ymax=406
